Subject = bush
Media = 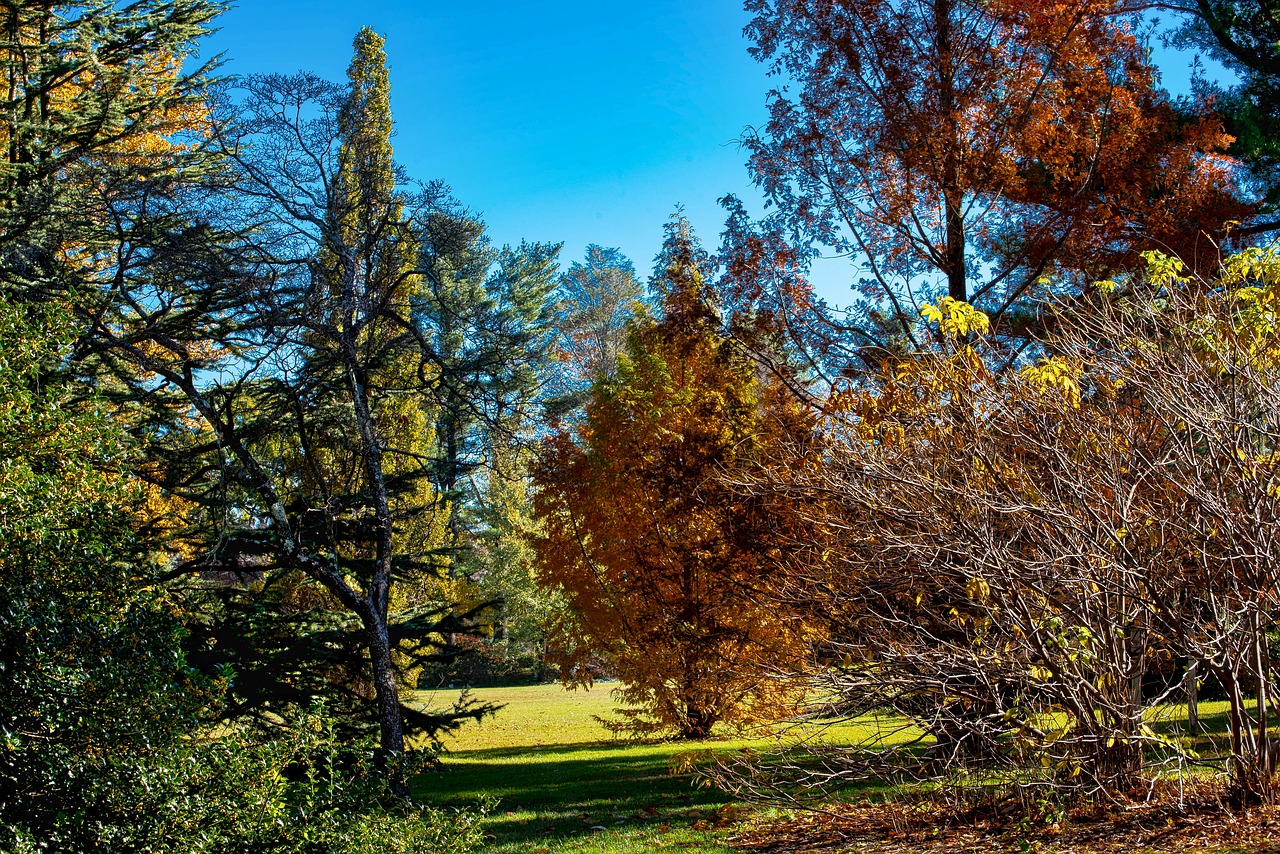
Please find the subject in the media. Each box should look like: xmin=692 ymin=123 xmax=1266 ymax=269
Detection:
xmin=4 ymin=711 xmax=490 ymax=853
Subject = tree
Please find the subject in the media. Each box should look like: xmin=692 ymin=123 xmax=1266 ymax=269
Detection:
xmin=0 ymin=1 xmax=221 ymax=836
xmin=1056 ymin=246 xmax=1280 ymax=801
xmin=414 ymin=210 xmax=561 ymax=574
xmin=0 ymin=0 xmax=220 ymax=298
xmin=554 ymin=244 xmax=645 ymax=394
xmin=736 ymin=0 xmax=1248 ymax=369
xmin=1172 ymin=0 xmax=1280 ymax=234
xmin=437 ymin=440 xmax=565 ymax=685
xmin=713 ymin=248 xmax=1280 ymax=804
xmin=531 ymin=219 xmax=820 ymax=738
xmin=705 ymin=302 xmax=1172 ymax=801
xmin=79 ymin=28 xmax=500 ymax=786
xmin=0 ymin=296 xmax=206 ymax=847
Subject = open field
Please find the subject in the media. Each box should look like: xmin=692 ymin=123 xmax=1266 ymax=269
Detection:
xmin=411 ymin=682 xmax=862 ymax=853
xmin=410 ymin=685 xmax=1277 ymax=853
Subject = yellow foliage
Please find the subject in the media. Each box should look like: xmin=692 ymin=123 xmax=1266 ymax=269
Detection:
xmin=1139 ymin=243 xmax=1280 ymax=373
xmin=1138 ymin=249 xmax=1189 ymax=288
xmin=966 ymin=575 xmax=991 ymax=603
xmin=1020 ymin=356 xmax=1083 ymax=408
xmin=920 ymin=296 xmax=991 ymax=339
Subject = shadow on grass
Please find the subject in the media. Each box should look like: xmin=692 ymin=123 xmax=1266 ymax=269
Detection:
xmin=1145 ymin=702 xmax=1240 ymax=767
xmin=413 ymin=739 xmax=749 ymax=848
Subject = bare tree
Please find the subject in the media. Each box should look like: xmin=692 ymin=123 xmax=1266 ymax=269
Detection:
xmin=716 ymin=251 xmax=1280 ymax=803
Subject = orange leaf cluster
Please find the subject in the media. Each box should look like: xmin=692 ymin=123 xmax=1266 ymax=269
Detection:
xmin=533 ymin=243 xmax=823 ymax=738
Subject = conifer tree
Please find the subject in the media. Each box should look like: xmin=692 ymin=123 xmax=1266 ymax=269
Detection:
xmin=81 ymin=28 xmax=496 ymax=788
xmin=735 ymin=0 xmax=1248 ymax=370
xmin=415 ymin=211 xmax=560 ymax=575
xmin=533 ymin=219 xmax=820 ymax=738
xmin=0 ymin=1 xmax=220 ymax=296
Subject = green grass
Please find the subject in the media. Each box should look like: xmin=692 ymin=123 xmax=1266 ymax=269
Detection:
xmin=414 ymin=684 xmax=618 ymax=751
xmin=411 ymin=683 xmax=748 ymax=852
xmin=410 ymin=682 xmax=892 ymax=853
xmin=1146 ymin=698 xmax=1236 ymax=745
xmin=409 ymin=685 xmax=1247 ymax=853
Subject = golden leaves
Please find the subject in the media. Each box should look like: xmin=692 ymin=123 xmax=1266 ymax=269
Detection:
xmin=919 ymin=297 xmax=990 ymax=340
xmin=1020 ymin=356 xmax=1083 ymax=409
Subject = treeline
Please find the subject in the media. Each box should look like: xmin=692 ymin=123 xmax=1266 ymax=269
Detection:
xmin=0 ymin=0 xmax=1277 ymax=850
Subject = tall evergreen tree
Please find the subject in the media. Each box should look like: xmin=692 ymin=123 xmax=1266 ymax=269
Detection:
xmin=80 ymin=28 xmax=496 ymax=788
xmin=554 ymin=244 xmax=644 ymax=394
xmin=415 ymin=211 xmax=560 ymax=575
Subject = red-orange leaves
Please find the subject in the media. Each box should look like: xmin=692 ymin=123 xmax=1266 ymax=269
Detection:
xmin=744 ymin=0 xmax=1250 ymax=346
xmin=532 ymin=224 xmax=820 ymax=739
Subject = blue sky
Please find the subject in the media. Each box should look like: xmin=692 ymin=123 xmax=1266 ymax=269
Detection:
xmin=202 ymin=0 xmax=776 ymax=292
xmin=203 ymin=2 xmax=1216 ymax=307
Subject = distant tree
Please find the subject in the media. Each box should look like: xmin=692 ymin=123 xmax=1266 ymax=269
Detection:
xmin=532 ymin=219 xmax=820 ymax=738
xmin=1172 ymin=0 xmax=1280 ymax=234
xmin=554 ymin=244 xmax=645 ymax=392
xmin=414 ymin=211 xmax=561 ymax=572
xmin=736 ymin=0 xmax=1248 ymax=369
xmin=442 ymin=441 xmax=564 ymax=685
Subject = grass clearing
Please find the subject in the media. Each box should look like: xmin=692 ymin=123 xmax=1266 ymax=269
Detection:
xmin=410 ymin=685 xmax=1261 ymax=853
xmin=414 ymin=684 xmax=618 ymax=751
xmin=412 ymin=683 xmax=749 ymax=853
xmin=411 ymin=682 xmax=894 ymax=853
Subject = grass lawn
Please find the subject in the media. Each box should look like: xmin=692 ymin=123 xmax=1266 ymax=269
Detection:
xmin=411 ymin=683 xmax=851 ymax=853
xmin=410 ymin=686 xmax=1271 ymax=853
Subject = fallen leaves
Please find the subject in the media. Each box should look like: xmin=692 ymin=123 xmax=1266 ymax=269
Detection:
xmin=730 ymin=790 xmax=1280 ymax=853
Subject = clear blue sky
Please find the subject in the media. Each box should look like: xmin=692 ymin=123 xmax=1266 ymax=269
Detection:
xmin=203 ymin=2 xmax=1215 ymax=307
xmin=202 ymin=0 xmax=777 ymax=292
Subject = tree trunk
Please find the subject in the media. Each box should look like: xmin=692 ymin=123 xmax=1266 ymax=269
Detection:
xmin=935 ymin=0 xmax=967 ymax=304
xmin=366 ymin=614 xmax=408 ymax=793
xmin=1185 ymin=660 xmax=1200 ymax=734
xmin=682 ymin=706 xmax=716 ymax=740
xmin=345 ymin=326 xmax=409 ymax=792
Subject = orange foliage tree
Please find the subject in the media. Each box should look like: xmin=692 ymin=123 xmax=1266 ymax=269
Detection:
xmin=532 ymin=220 xmax=821 ymax=738
xmin=738 ymin=0 xmax=1249 ymax=362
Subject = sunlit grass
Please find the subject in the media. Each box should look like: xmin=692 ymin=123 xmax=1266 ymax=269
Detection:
xmin=410 ymin=684 xmax=1246 ymax=852
xmin=413 ymin=683 xmax=618 ymax=751
xmin=410 ymin=682 xmax=893 ymax=853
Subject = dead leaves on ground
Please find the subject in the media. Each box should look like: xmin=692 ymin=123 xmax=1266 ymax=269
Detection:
xmin=730 ymin=790 xmax=1280 ymax=853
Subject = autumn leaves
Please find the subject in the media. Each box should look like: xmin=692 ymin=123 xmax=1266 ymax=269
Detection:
xmin=530 ymin=0 xmax=1280 ymax=807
